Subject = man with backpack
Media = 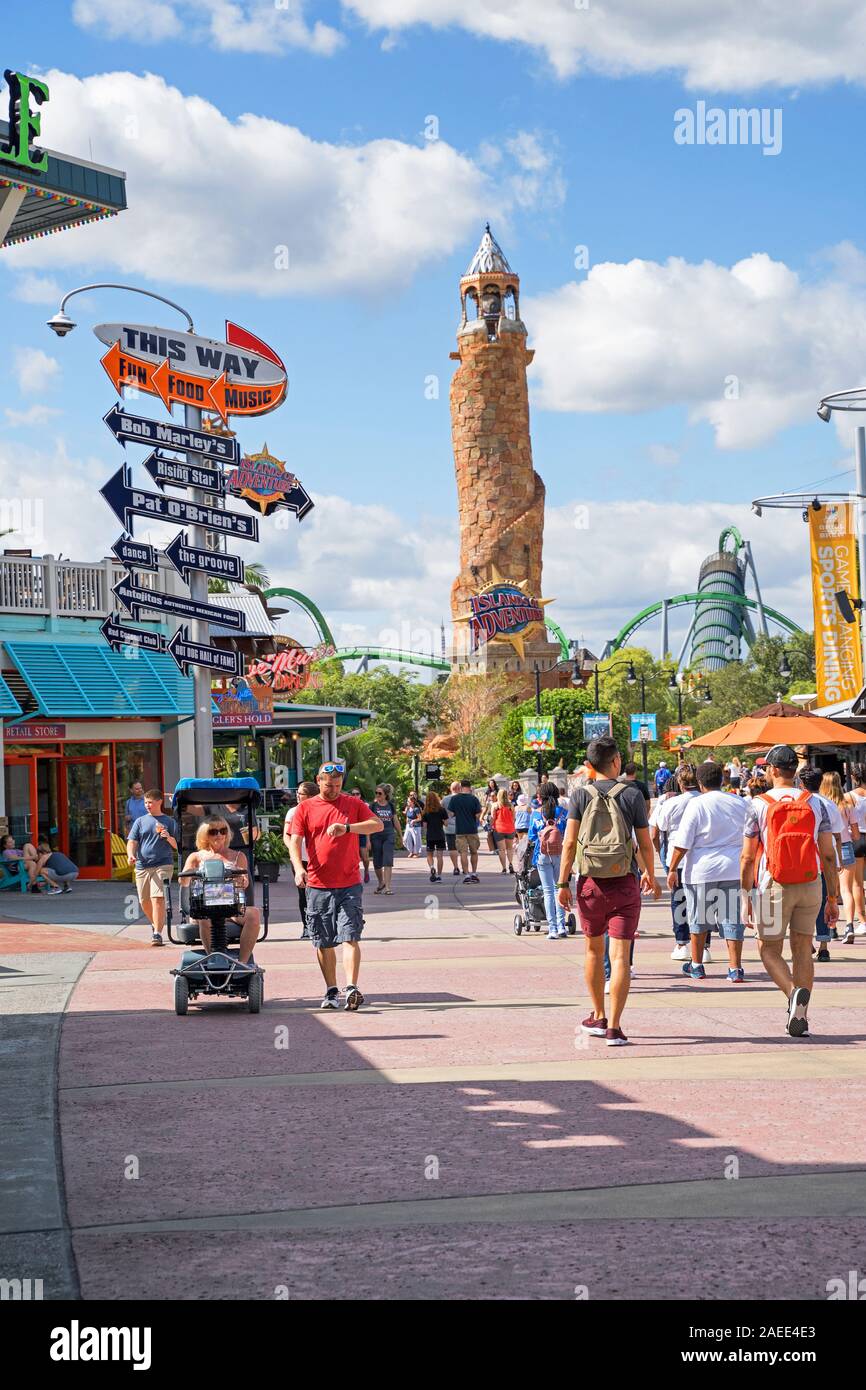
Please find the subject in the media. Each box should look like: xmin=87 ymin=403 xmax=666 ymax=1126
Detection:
xmin=654 ymin=761 xmax=673 ymax=798
xmin=558 ymin=735 xmax=660 ymax=1046
xmin=740 ymin=744 xmax=839 ymax=1037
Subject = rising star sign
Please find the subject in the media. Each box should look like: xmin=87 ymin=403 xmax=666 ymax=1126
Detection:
xmin=454 ymin=567 xmax=555 ymax=659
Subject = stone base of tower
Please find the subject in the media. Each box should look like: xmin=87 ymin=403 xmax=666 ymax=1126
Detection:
xmin=450 ymin=632 xmax=563 ymax=678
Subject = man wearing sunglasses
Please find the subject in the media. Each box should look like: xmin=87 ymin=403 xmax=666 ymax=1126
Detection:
xmin=288 ymin=762 xmax=383 ymax=1009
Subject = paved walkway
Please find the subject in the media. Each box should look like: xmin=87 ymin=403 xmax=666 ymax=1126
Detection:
xmin=3 ymin=857 xmax=866 ymax=1300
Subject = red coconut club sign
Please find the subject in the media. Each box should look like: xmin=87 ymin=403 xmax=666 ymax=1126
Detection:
xmin=94 ymin=321 xmax=287 ymax=424
xmin=455 ymin=570 xmax=553 ymax=659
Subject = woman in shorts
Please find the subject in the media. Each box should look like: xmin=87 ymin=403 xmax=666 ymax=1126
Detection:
xmin=491 ymin=789 xmax=516 ymax=873
xmin=421 ymin=790 xmax=448 ymax=882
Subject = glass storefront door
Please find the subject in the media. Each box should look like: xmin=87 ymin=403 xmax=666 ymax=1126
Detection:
xmin=62 ymin=757 xmax=111 ymax=877
xmin=4 ymin=757 xmax=36 ymax=845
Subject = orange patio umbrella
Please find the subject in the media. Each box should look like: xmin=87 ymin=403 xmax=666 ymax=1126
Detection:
xmin=687 ymin=701 xmax=866 ymax=749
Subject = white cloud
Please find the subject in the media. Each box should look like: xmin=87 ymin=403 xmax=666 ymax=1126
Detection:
xmin=542 ymin=499 xmax=813 ymax=656
xmin=10 ymin=274 xmax=63 ymax=306
xmin=648 ymin=444 xmax=680 ymax=469
xmin=4 ymin=71 xmax=555 ymax=297
xmin=73 ymin=0 xmax=342 ymax=55
xmin=346 ymin=0 xmax=866 ymax=90
xmin=4 ymin=405 xmax=62 ymax=427
xmin=525 ymin=251 xmax=866 ymax=449
xmin=13 ymin=348 xmax=61 ymax=396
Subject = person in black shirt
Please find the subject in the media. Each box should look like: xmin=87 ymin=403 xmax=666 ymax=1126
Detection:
xmin=621 ymin=762 xmax=652 ymax=811
xmin=421 ymin=790 xmax=448 ymax=882
xmin=448 ymin=780 xmax=483 ymax=883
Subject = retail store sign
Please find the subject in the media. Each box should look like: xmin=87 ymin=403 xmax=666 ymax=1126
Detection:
xmin=4 ymin=721 xmax=65 ymax=739
xmin=2 ymin=70 xmax=49 ymax=174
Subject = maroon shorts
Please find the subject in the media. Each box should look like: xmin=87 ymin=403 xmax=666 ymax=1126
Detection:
xmin=576 ymin=874 xmax=641 ymax=940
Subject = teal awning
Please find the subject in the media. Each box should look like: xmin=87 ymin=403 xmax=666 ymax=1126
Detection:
xmin=0 ymin=673 xmax=22 ymax=715
xmin=5 ymin=641 xmax=193 ymax=717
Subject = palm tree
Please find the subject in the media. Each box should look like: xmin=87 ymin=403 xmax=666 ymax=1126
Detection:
xmin=208 ymin=561 xmax=270 ymax=594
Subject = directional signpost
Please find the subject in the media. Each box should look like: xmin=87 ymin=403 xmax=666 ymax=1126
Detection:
xmin=167 ymin=627 xmax=243 ymax=678
xmin=143 ymin=450 xmax=225 ymax=496
xmin=112 ymin=574 xmax=247 ymax=630
xmin=100 ymin=466 xmax=259 ymax=541
xmin=95 ymin=313 xmax=297 ymax=776
xmin=110 ymin=535 xmax=158 ymax=573
xmin=164 ymin=531 xmax=243 ymax=585
xmin=100 ymin=615 xmax=167 ymax=656
xmin=103 ymin=403 xmax=240 ymax=464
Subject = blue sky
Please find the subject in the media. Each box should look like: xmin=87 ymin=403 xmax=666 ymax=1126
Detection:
xmin=2 ymin=1 xmax=866 ymax=660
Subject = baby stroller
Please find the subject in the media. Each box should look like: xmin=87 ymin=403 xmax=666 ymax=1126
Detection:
xmin=512 ymin=836 xmax=576 ymax=936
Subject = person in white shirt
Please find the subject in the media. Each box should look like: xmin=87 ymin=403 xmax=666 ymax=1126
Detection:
xmin=667 ymin=760 xmax=748 ymax=983
xmin=844 ymin=765 xmax=866 ymax=934
xmin=819 ymin=771 xmax=862 ymax=945
xmin=741 ymin=745 xmax=838 ymax=1039
xmin=800 ymin=768 xmax=844 ymax=961
xmin=653 ymin=765 xmax=701 ymax=961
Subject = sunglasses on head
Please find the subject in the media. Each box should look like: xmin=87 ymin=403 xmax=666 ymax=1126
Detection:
xmin=319 ymin=763 xmax=345 ymax=775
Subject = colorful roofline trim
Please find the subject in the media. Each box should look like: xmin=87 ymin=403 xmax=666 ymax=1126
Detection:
xmin=0 ymin=176 xmax=120 ymax=245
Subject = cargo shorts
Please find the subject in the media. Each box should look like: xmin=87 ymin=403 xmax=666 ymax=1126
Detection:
xmin=305 ymin=883 xmax=365 ymax=948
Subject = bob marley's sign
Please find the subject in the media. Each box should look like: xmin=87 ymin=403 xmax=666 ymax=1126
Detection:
xmin=455 ymin=570 xmax=553 ymax=659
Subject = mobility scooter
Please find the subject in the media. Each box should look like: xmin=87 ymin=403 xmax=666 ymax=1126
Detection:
xmin=166 ymin=778 xmax=269 ymax=1014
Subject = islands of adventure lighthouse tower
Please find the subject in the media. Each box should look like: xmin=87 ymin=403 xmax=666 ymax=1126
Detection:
xmin=449 ymin=225 xmax=561 ymax=675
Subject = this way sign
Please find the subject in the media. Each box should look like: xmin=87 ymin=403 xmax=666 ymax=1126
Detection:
xmin=164 ymin=531 xmax=243 ymax=585
xmin=110 ymin=535 xmax=158 ymax=573
xmin=167 ymin=626 xmax=243 ymax=678
xmin=143 ymin=451 xmax=224 ymax=496
xmin=112 ymin=575 xmax=247 ymax=631
xmin=100 ymin=615 xmax=167 ymax=655
xmin=100 ymin=465 xmax=259 ymax=541
xmin=103 ymin=403 xmax=240 ymax=464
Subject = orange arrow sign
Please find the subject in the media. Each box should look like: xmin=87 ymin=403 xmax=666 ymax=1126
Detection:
xmin=99 ymin=341 xmax=282 ymax=422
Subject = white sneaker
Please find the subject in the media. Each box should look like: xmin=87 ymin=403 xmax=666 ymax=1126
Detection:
xmin=703 ymin=947 xmax=712 ymax=964
xmin=855 ymin=923 xmax=866 ymax=937
xmin=671 ymin=944 xmax=690 ymax=960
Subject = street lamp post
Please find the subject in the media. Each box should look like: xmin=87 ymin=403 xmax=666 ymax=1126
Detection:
xmin=532 ymin=648 xmax=585 ymax=788
xmin=816 ymin=389 xmax=866 ymax=673
xmin=49 ymin=282 xmax=215 ymax=779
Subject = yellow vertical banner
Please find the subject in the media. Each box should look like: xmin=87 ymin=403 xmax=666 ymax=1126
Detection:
xmin=810 ymin=503 xmax=863 ymax=705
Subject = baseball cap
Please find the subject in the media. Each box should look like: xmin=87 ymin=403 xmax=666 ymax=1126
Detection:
xmin=764 ymin=744 xmax=798 ymax=770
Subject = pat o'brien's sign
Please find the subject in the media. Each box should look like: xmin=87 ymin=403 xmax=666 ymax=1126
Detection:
xmin=2 ymin=71 xmax=49 ymax=173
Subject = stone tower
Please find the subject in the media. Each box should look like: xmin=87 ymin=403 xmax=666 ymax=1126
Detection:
xmin=449 ymin=225 xmax=560 ymax=674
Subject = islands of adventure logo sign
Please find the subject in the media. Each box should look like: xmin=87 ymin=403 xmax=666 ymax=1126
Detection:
xmin=456 ymin=572 xmax=552 ymax=659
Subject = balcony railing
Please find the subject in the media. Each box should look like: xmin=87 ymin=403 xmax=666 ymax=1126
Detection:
xmin=0 ymin=555 xmax=159 ymax=618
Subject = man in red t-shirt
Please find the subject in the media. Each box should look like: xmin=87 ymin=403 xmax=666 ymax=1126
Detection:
xmin=288 ymin=762 xmax=383 ymax=1010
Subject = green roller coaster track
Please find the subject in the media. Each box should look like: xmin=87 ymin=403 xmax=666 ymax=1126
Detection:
xmin=264 ymin=587 xmax=571 ymax=669
xmin=609 ymin=592 xmax=802 ymax=653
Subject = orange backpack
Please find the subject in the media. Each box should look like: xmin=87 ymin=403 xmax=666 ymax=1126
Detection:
xmin=759 ymin=791 xmax=818 ymax=885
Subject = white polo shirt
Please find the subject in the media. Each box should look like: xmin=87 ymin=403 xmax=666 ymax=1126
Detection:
xmin=672 ymin=790 xmax=748 ymax=885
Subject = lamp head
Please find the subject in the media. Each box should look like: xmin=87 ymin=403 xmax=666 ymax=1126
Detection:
xmin=817 ymin=402 xmax=832 ymax=422
xmin=626 ymin=662 xmax=637 ymax=686
xmin=46 ymin=310 xmax=76 ymax=338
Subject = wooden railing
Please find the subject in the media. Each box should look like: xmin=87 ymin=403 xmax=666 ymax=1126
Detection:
xmin=0 ymin=555 xmax=159 ymax=617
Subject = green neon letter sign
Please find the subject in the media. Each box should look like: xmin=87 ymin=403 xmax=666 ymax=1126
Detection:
xmin=3 ymin=70 xmax=50 ymax=173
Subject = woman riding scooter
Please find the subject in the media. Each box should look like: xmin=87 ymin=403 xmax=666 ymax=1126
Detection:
xmin=181 ymin=816 xmax=261 ymax=964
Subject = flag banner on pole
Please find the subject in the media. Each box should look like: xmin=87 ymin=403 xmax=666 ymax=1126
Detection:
xmin=809 ymin=503 xmax=863 ymax=706
xmin=523 ymin=715 xmax=555 ymax=751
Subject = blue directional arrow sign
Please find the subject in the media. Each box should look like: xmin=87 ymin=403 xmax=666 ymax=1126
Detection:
xmin=112 ymin=575 xmax=247 ymax=631
xmin=100 ymin=465 xmax=259 ymax=541
xmin=167 ymin=626 xmax=243 ymax=678
xmin=110 ymin=535 xmax=158 ymax=573
xmin=143 ymin=450 xmax=225 ymax=496
xmin=164 ymin=531 xmax=243 ymax=585
xmin=99 ymin=615 xmax=167 ymax=656
xmin=103 ymin=402 xmax=241 ymax=464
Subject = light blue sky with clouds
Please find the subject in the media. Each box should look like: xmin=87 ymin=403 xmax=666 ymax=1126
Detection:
xmin=2 ymin=1 xmax=866 ymax=660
